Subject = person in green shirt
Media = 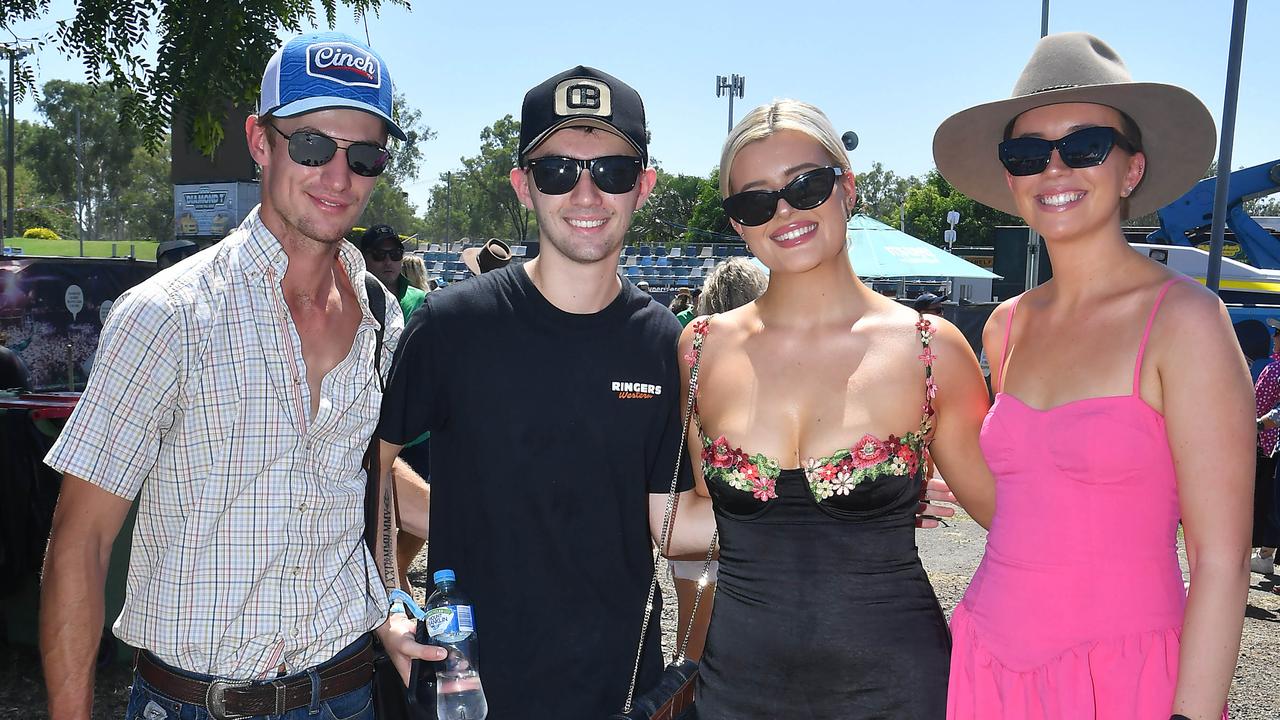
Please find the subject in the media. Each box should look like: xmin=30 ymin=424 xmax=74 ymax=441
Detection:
xmin=360 ymin=223 xmax=430 ymax=590
xmin=360 ymin=224 xmax=426 ymax=319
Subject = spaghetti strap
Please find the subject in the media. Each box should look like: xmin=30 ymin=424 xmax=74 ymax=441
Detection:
xmin=1132 ymin=277 xmax=1192 ymax=394
xmin=917 ymin=315 xmax=938 ymax=440
xmin=996 ymin=295 xmax=1023 ymax=392
xmin=685 ymin=316 xmax=715 ymax=427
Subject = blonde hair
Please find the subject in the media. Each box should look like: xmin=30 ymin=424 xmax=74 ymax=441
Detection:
xmin=720 ymin=99 xmax=852 ymax=196
xmin=697 ymin=257 xmax=768 ymax=314
xmin=401 ymin=254 xmax=430 ymax=291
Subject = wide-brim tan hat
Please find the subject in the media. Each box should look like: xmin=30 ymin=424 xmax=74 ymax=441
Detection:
xmin=933 ymin=32 xmax=1216 ymax=220
xmin=461 ymin=239 xmax=513 ymax=276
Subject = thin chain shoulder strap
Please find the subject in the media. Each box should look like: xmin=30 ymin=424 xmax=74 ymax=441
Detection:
xmin=621 ymin=316 xmax=719 ymax=713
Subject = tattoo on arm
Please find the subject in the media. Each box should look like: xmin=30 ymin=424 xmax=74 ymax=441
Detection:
xmin=380 ymin=479 xmax=396 ymax=587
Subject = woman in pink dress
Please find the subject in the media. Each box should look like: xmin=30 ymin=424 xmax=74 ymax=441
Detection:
xmin=933 ymin=33 xmax=1253 ymax=720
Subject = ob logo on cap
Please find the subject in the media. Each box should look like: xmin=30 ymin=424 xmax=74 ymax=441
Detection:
xmin=259 ymin=31 xmax=407 ymax=141
xmin=518 ymin=66 xmax=647 ymax=166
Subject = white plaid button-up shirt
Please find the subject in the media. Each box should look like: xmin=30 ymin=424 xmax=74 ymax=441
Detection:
xmin=45 ymin=207 xmax=403 ymax=678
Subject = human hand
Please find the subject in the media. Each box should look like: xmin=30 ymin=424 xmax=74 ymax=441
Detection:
xmin=916 ymin=477 xmax=957 ymax=528
xmin=375 ymin=613 xmax=446 ymax=685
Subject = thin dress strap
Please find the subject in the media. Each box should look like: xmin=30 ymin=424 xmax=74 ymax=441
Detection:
xmin=996 ymin=295 xmax=1023 ymax=393
xmin=684 ymin=316 xmax=714 ymax=427
xmin=1132 ymin=277 xmax=1192 ymax=395
xmin=916 ymin=315 xmax=938 ymax=439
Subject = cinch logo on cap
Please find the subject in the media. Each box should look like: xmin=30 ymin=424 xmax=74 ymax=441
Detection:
xmin=554 ymin=78 xmax=611 ymax=118
xmin=306 ymin=42 xmax=381 ymax=89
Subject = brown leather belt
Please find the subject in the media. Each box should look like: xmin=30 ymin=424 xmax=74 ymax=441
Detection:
xmin=134 ymin=638 xmax=374 ymax=720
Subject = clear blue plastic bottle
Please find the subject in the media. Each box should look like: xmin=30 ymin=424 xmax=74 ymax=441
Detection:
xmin=424 ymin=569 xmax=488 ymax=720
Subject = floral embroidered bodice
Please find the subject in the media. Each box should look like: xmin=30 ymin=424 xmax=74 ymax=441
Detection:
xmin=688 ymin=315 xmax=937 ymax=510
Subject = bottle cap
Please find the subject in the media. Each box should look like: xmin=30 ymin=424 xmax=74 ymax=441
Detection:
xmin=433 ymin=569 xmax=456 ymax=585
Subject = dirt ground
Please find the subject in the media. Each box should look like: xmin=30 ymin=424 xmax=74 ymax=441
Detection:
xmin=3 ymin=510 xmax=1277 ymax=718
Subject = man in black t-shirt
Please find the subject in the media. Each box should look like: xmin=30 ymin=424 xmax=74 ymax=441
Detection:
xmin=376 ymin=67 xmax=701 ymax=719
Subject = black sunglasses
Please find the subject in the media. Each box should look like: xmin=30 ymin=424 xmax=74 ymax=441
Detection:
xmin=998 ymin=126 xmax=1137 ymax=177
xmin=721 ymin=166 xmax=845 ymax=227
xmin=525 ymin=155 xmax=643 ymax=195
xmin=366 ymin=247 xmax=403 ymax=262
xmin=269 ymin=125 xmax=392 ymax=178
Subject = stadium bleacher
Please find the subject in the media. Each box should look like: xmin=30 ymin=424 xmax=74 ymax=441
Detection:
xmin=413 ymin=241 xmax=747 ymax=289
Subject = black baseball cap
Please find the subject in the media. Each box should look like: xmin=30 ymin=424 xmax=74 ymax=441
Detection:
xmin=518 ymin=66 xmax=647 ymax=166
xmin=360 ymin=224 xmax=400 ymax=250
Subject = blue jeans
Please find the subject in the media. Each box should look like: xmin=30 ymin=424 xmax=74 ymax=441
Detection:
xmin=125 ymin=639 xmax=373 ymax=720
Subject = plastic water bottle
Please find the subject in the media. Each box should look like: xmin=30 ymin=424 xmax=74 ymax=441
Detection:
xmin=425 ymin=569 xmax=487 ymax=720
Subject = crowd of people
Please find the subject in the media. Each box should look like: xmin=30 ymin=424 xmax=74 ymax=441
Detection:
xmin=34 ymin=27 xmax=1258 ymax=720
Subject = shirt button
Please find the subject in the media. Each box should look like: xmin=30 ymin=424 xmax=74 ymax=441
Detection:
xmin=298 ymin=502 xmax=308 ymax=513
xmin=291 ymin=567 xmax=301 ymax=577
xmin=291 ymin=627 xmax=300 ymax=638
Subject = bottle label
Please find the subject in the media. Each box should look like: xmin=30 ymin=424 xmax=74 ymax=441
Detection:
xmin=425 ymin=604 xmax=474 ymax=643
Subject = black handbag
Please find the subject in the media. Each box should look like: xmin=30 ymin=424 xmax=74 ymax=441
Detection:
xmin=611 ymin=336 xmax=716 ymax=720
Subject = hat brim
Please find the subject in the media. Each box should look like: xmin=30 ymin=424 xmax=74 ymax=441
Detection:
xmin=460 ymin=247 xmax=482 ymax=276
xmin=933 ymin=82 xmax=1216 ymax=219
xmin=267 ymin=96 xmax=408 ymax=142
xmin=520 ymin=117 xmax=645 ymax=164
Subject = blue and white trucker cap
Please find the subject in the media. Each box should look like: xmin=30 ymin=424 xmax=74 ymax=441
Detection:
xmin=258 ymin=32 xmax=407 ymax=141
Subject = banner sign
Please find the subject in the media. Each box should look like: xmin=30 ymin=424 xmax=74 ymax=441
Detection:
xmin=174 ymin=181 xmax=260 ymax=238
xmin=0 ymin=258 xmax=153 ymax=390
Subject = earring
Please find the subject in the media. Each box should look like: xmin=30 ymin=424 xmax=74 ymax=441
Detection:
xmin=1122 ymin=186 xmax=1133 ymax=197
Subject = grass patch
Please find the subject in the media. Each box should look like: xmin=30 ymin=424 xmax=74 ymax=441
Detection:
xmin=2 ymin=237 xmax=158 ymax=261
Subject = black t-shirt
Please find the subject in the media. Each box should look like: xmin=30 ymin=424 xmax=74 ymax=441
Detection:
xmin=378 ymin=264 xmax=692 ymax=719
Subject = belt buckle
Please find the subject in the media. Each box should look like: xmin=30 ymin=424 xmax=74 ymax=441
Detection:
xmin=205 ymin=678 xmax=251 ymax=720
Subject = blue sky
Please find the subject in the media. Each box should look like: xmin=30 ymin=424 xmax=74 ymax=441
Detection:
xmin=7 ymin=1 xmax=1277 ymax=214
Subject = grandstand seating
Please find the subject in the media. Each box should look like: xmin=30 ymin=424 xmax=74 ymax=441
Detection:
xmin=410 ymin=242 xmax=749 ymax=288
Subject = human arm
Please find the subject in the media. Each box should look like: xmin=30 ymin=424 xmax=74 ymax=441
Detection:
xmin=925 ymin=318 xmax=996 ymax=528
xmin=40 ymin=288 xmax=183 ymax=718
xmin=40 ymin=476 xmax=133 ymax=720
xmin=392 ymin=457 xmax=429 ymax=540
xmin=372 ymin=439 xmax=445 ymax=681
xmin=1161 ymin=288 xmax=1252 ymax=719
xmin=651 ymin=320 xmax=718 ymax=558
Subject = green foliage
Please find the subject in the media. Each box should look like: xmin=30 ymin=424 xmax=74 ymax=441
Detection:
xmin=4 ymin=0 xmax=409 ymax=156
xmin=360 ymin=92 xmax=434 ymax=237
xmin=902 ymin=170 xmax=1021 ymax=247
xmin=117 ymin=144 xmax=176 ymax=241
xmin=684 ymin=168 xmax=732 ymax=243
xmin=1247 ymin=195 xmax=1280 ymax=217
xmin=21 ymin=80 xmax=166 ymax=241
xmin=421 ymin=115 xmax=533 ymax=242
xmin=855 ymin=162 xmax=917 ymax=227
xmin=363 ymin=178 xmax=426 ymax=237
xmin=22 ymin=227 xmax=60 ymax=240
xmin=631 ymin=168 xmax=705 ymax=246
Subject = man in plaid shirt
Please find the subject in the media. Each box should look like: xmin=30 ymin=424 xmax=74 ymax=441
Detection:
xmin=39 ymin=32 xmax=440 ymax=720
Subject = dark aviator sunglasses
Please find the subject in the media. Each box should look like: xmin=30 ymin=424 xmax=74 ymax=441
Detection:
xmin=721 ymin=166 xmax=845 ymax=227
xmin=998 ymin=126 xmax=1137 ymax=177
xmin=269 ymin=125 xmax=392 ymax=178
xmin=525 ymin=155 xmax=643 ymax=195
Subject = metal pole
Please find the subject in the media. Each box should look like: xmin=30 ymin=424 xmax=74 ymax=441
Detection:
xmin=76 ymin=109 xmax=84 ymax=256
xmin=1206 ymin=0 xmax=1248 ymax=295
xmin=445 ymin=171 xmax=452 ymax=246
xmin=727 ymin=90 xmax=734 ymax=135
xmin=6 ymin=49 xmax=16 ymax=242
xmin=1041 ymin=0 xmax=1050 ymax=37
